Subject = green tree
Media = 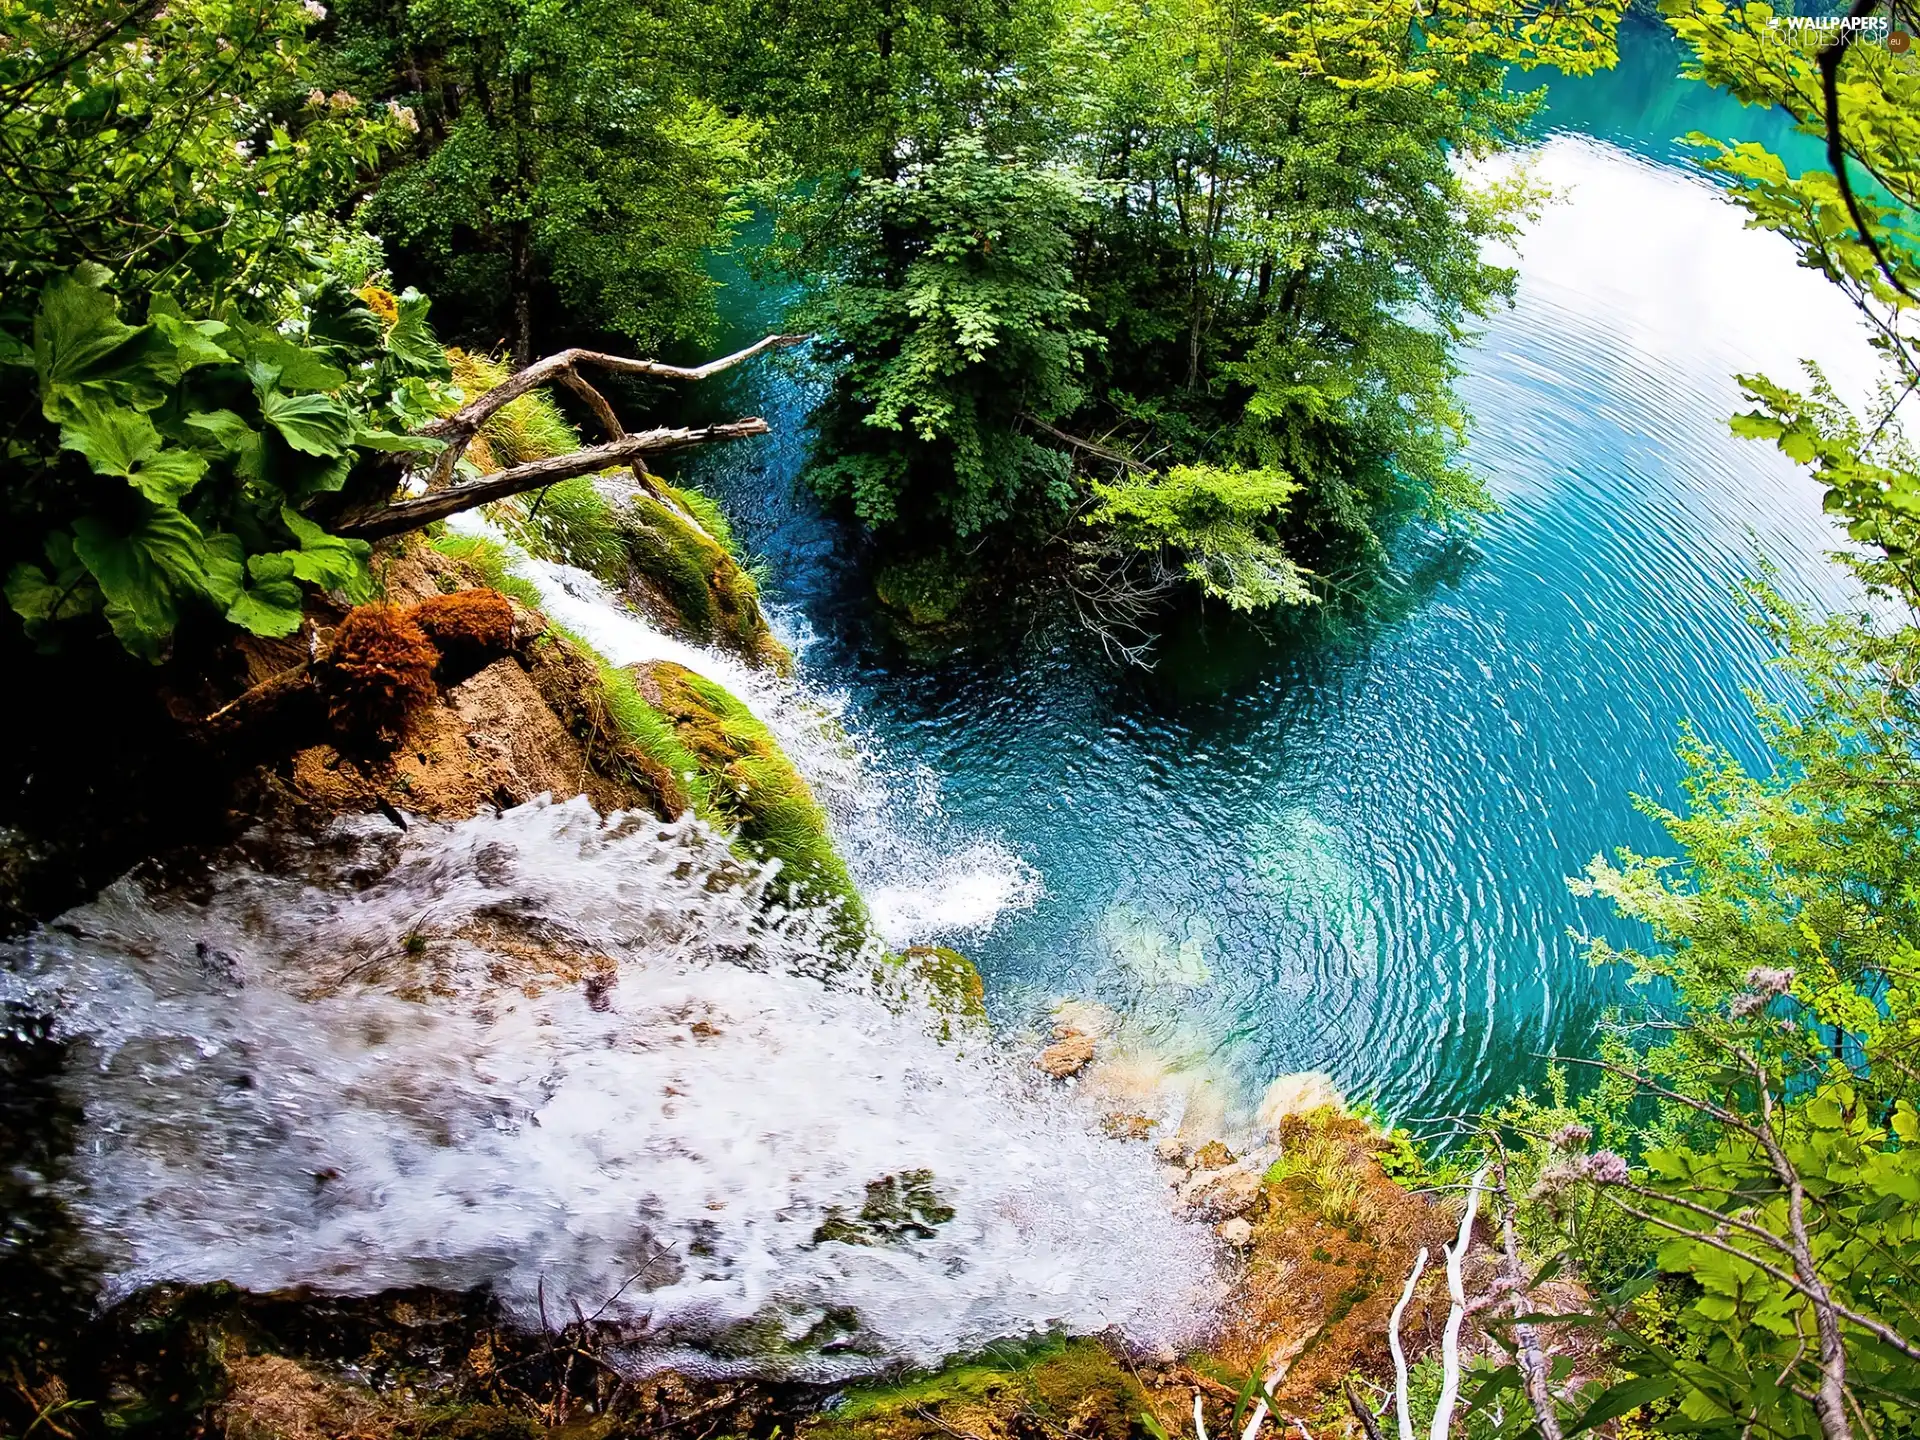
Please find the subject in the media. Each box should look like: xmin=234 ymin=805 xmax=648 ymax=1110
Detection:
xmin=0 ymin=0 xmax=399 ymax=312
xmin=788 ymin=0 xmax=1627 ymax=638
xmin=801 ymin=137 xmax=1097 ymax=538
xmin=329 ymin=0 xmax=757 ymax=363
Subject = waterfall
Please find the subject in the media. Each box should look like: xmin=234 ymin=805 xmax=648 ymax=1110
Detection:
xmin=1 ymin=799 xmax=1213 ymax=1376
xmin=457 ymin=513 xmax=1041 ymax=947
xmin=0 ymin=514 xmax=1205 ymax=1378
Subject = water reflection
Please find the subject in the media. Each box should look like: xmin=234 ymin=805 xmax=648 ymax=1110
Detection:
xmin=674 ymin=35 xmax=1879 ymax=1122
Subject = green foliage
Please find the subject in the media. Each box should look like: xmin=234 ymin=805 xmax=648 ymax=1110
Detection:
xmin=803 ymin=136 xmax=1096 ymax=538
xmin=5 ymin=268 xmax=451 ymax=659
xmin=330 ymin=0 xmax=757 ymax=358
xmin=1623 ymin=1091 xmax=1920 ymax=1435
xmin=506 ymin=478 xmax=629 ymax=585
xmin=1061 ymin=0 xmax=1546 ymax=552
xmin=0 ymin=0 xmax=403 ymax=313
xmin=772 ymin=0 xmax=1617 ymax=625
xmin=1463 ymin=12 xmax=1920 ymax=1434
xmin=1088 ymin=464 xmax=1314 ymax=611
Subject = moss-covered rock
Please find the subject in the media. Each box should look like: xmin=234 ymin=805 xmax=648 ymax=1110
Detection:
xmin=801 ymin=1337 xmax=1146 ymax=1440
xmin=872 ymin=553 xmax=973 ymax=629
xmin=617 ymin=488 xmax=790 ymax=671
xmin=901 ymin=944 xmax=987 ymax=1032
xmin=633 ymin=660 xmax=869 ymax=952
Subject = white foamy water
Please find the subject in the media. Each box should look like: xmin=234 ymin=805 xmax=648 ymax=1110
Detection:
xmin=457 ymin=511 xmax=1041 ymax=948
xmin=2 ymin=798 xmax=1212 ymax=1375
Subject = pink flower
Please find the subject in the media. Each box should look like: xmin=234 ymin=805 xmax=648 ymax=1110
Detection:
xmin=1580 ymin=1151 xmax=1629 ymax=1185
xmin=1550 ymin=1122 xmax=1592 ymax=1150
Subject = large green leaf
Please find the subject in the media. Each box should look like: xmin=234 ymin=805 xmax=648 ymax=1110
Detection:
xmin=281 ymin=506 xmax=372 ymax=600
xmin=260 ymin=389 xmax=356 ymax=457
xmin=386 ymin=289 xmax=453 ymax=379
xmin=352 ymin=427 xmax=445 ymax=454
xmin=5 ymin=533 xmax=99 ymax=626
xmin=33 ymin=269 xmax=174 ymax=419
xmin=60 ymin=402 xmax=208 ymax=504
xmin=1565 ymin=1377 xmax=1676 ymax=1436
xmin=243 ymin=334 xmax=349 ymax=394
xmin=70 ymin=507 xmax=211 ymax=659
xmin=222 ymin=546 xmax=305 ymax=637
xmin=147 ymin=296 xmax=235 ymax=374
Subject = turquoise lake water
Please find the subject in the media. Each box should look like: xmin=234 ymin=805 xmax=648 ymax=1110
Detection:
xmin=679 ymin=20 xmax=1881 ymax=1123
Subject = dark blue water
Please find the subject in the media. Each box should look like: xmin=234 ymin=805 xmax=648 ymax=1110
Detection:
xmin=675 ymin=21 xmax=1877 ymax=1122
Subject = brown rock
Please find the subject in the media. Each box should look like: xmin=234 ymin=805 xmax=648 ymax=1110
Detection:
xmin=1037 ymin=1031 xmax=1095 ymax=1078
xmin=1101 ymin=1112 xmax=1156 ymax=1141
xmin=1182 ymin=1166 xmax=1261 ymax=1221
xmin=1217 ymin=1217 xmax=1254 ymax=1248
xmin=1192 ymin=1140 xmax=1237 ymax=1170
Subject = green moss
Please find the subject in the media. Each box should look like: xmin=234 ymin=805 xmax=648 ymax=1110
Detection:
xmin=430 ymin=532 xmax=547 ymax=613
xmin=872 ymin=552 xmax=974 ymax=628
xmin=591 ymin=658 xmax=716 ymax=820
xmin=641 ymin=660 xmax=869 ymax=952
xmin=619 ymin=491 xmax=787 ymax=669
xmin=511 ymin=476 xmax=628 ymax=584
xmin=812 ymin=1169 xmax=956 ymax=1247
xmin=900 ymin=945 xmax=987 ymax=1031
xmin=669 ymin=481 xmax=739 ymax=558
xmin=806 ymin=1336 xmax=1144 ymax=1440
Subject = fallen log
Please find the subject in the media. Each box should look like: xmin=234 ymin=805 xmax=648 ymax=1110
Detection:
xmin=335 ymin=420 xmax=771 ymax=540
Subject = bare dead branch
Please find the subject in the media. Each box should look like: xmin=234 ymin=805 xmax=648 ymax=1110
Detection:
xmin=1389 ymin=1247 xmax=1428 ymax=1440
xmin=1491 ymin=1156 xmax=1564 ymax=1440
xmin=1023 ymin=412 xmax=1153 ymax=473
xmin=1430 ymin=1168 xmax=1487 ymax=1440
xmin=1345 ymin=1383 xmax=1385 ymax=1440
xmin=419 ymin=333 xmax=806 ymax=488
xmin=338 ymin=421 xmax=770 ymax=540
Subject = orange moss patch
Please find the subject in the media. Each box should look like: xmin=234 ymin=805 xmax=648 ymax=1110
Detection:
xmin=1206 ymin=1108 xmax=1459 ymax=1418
xmin=218 ymin=1353 xmax=391 ymax=1440
xmin=412 ymin=588 xmax=517 ymax=665
xmin=320 ymin=603 xmax=441 ymax=745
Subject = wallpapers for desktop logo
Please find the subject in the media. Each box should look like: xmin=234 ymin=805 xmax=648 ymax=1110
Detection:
xmin=1767 ymin=10 xmax=1911 ymax=50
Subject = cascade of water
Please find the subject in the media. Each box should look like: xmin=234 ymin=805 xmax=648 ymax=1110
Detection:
xmin=454 ymin=513 xmax=1041 ymax=947
xmin=1 ymin=799 xmax=1213 ymax=1377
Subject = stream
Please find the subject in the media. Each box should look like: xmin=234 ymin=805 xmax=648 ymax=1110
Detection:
xmin=678 ymin=19 xmax=1882 ymax=1124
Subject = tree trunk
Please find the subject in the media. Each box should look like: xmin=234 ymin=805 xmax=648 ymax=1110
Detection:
xmin=509 ymin=221 xmax=534 ymax=371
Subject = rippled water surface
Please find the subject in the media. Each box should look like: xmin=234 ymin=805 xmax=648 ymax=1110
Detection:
xmin=680 ymin=25 xmax=1882 ymax=1121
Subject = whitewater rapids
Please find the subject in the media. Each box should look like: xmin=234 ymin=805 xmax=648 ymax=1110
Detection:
xmin=1 ymin=798 xmax=1214 ymax=1376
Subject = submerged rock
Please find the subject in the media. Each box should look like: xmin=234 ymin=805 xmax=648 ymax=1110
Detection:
xmin=1179 ymin=1166 xmax=1261 ymax=1221
xmin=1037 ymin=1031 xmax=1095 ymax=1078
